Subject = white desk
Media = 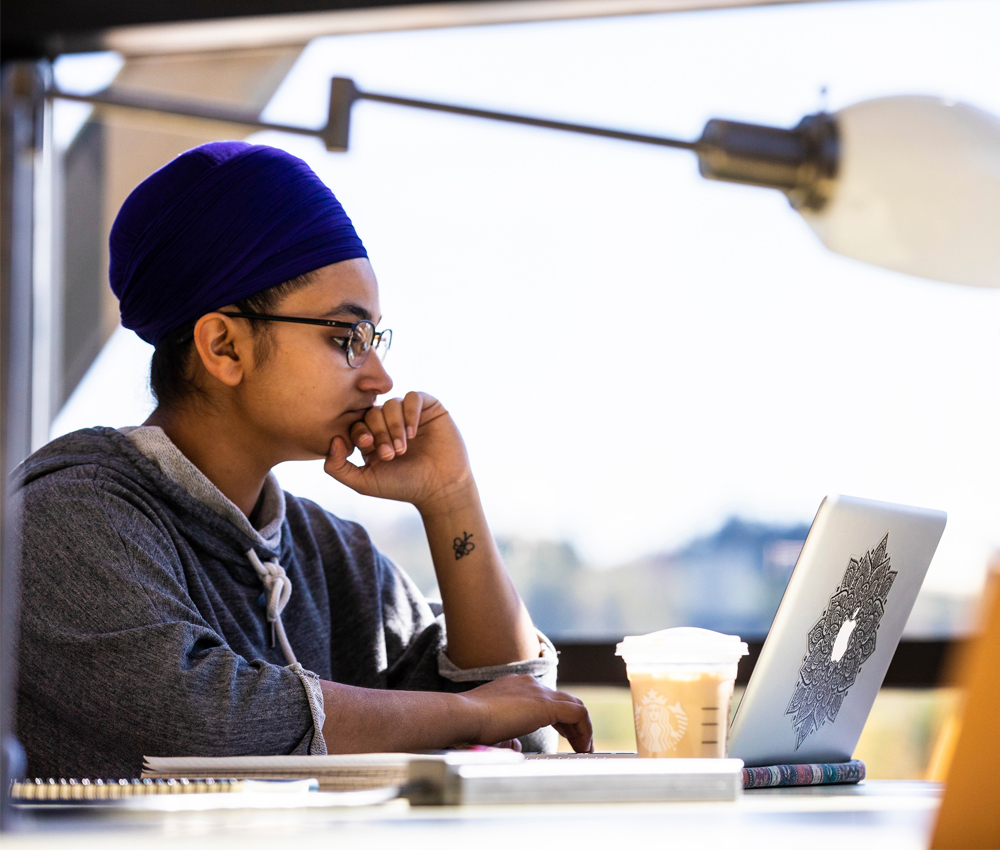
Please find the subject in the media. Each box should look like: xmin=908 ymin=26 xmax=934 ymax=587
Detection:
xmin=5 ymin=781 xmax=940 ymax=850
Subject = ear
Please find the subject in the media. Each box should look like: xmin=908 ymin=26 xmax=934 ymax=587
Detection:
xmin=191 ymin=313 xmax=253 ymax=388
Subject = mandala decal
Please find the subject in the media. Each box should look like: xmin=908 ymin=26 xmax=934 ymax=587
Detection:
xmin=785 ymin=532 xmax=897 ymax=749
xmin=634 ymin=691 xmax=688 ymax=753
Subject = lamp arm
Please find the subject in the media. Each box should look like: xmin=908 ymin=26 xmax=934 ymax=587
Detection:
xmin=46 ymin=87 xmax=323 ymax=141
xmin=327 ymin=76 xmax=700 ymax=152
xmin=331 ymin=77 xmax=837 ymax=210
xmin=49 ymin=77 xmax=838 ymax=213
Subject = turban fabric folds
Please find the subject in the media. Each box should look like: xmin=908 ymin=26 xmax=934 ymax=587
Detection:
xmin=109 ymin=142 xmax=368 ymax=346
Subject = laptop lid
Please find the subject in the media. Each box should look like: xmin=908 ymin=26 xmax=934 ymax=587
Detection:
xmin=727 ymin=494 xmax=946 ymax=767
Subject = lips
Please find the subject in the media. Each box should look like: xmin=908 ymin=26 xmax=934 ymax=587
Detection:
xmin=342 ymin=406 xmax=372 ymax=421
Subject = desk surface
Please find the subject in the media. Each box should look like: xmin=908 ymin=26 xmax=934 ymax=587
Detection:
xmin=5 ymin=780 xmax=941 ymax=850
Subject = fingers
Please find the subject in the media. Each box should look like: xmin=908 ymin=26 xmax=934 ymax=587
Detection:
xmin=554 ymin=718 xmax=594 ymax=754
xmin=323 ymin=436 xmax=365 ymax=490
xmin=356 ymin=397 xmax=407 ymax=462
xmin=352 ymin=393 xmax=429 ymax=463
xmin=349 ymin=422 xmax=375 ymax=457
xmin=382 ymin=398 xmax=407 ymax=455
xmin=549 ymin=694 xmax=594 ymax=754
xmin=466 ymin=676 xmax=594 ymax=754
xmin=402 ymin=392 xmax=424 ymax=439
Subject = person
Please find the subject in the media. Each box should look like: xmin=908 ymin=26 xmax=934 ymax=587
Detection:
xmin=14 ymin=141 xmax=592 ymax=778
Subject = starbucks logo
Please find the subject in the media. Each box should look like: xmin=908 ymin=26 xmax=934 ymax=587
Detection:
xmin=634 ymin=691 xmax=688 ymax=753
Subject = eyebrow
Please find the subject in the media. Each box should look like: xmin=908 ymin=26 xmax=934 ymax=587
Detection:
xmin=322 ymin=302 xmax=374 ymax=322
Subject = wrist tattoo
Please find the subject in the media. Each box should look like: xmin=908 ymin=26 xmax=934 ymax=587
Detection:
xmin=452 ymin=531 xmax=475 ymax=560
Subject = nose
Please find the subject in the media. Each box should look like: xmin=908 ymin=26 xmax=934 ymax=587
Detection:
xmin=357 ymin=349 xmax=393 ymax=396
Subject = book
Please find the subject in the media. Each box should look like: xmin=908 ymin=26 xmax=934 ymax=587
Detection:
xmin=741 ymin=759 xmax=866 ymax=789
xmin=407 ymin=754 xmax=745 ymax=805
xmin=142 ymin=750 xmax=523 ymax=793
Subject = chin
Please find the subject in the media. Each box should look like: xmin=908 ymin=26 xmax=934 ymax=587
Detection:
xmin=278 ymin=431 xmax=336 ymax=463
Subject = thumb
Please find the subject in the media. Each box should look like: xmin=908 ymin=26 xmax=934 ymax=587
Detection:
xmin=324 ymin=436 xmax=366 ymax=490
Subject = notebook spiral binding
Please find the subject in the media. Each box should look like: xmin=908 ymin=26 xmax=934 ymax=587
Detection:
xmin=10 ymin=777 xmax=245 ymax=801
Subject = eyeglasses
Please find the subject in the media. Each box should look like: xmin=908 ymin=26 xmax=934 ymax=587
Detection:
xmin=219 ymin=311 xmax=392 ymax=369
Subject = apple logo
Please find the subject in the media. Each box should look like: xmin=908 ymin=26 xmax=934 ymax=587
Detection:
xmin=831 ymin=607 xmax=861 ymax=663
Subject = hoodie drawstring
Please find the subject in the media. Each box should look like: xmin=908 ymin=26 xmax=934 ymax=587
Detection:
xmin=246 ymin=549 xmax=297 ymax=666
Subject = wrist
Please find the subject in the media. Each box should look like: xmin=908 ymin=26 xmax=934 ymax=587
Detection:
xmin=415 ymin=477 xmax=480 ymax=520
xmin=452 ymin=688 xmax=487 ymax=744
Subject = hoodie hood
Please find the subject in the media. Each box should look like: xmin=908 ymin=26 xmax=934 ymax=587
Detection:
xmin=120 ymin=425 xmax=284 ymax=550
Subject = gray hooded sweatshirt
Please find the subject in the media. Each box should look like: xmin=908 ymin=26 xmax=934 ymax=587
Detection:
xmin=14 ymin=427 xmax=557 ymax=778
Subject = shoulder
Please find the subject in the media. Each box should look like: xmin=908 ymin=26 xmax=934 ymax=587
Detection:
xmin=281 ymin=492 xmax=371 ymax=546
xmin=17 ymin=427 xmax=157 ymax=497
xmin=285 ymin=492 xmax=410 ymax=586
xmin=20 ymin=432 xmax=158 ymax=511
xmin=280 ymin=492 xmax=391 ymax=575
xmin=16 ymin=428 xmax=177 ymax=553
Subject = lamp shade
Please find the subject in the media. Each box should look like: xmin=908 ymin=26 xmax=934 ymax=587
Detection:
xmin=800 ymin=96 xmax=1000 ymax=288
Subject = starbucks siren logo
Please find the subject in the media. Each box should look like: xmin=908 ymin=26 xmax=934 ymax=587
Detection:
xmin=634 ymin=690 xmax=688 ymax=753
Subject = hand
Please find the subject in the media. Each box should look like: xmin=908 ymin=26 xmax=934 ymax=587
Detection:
xmin=324 ymin=392 xmax=474 ymax=511
xmin=459 ymin=675 xmax=594 ymax=753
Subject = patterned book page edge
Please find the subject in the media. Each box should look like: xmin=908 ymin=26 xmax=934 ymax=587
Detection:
xmin=742 ymin=759 xmax=866 ymax=789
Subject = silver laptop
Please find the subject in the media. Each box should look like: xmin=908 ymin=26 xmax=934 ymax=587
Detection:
xmin=727 ymin=494 xmax=946 ymax=767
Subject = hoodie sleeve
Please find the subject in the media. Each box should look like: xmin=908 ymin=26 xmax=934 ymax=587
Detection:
xmin=16 ymin=468 xmax=319 ymax=778
xmin=377 ymin=552 xmax=560 ymax=754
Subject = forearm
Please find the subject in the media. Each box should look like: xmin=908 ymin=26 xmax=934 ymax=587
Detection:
xmin=419 ymin=480 xmax=541 ymax=670
xmin=320 ymin=675 xmax=595 ymax=755
xmin=320 ymin=680 xmax=474 ymax=753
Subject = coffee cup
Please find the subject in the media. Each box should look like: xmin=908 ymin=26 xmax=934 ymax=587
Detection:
xmin=616 ymin=627 xmax=748 ymax=758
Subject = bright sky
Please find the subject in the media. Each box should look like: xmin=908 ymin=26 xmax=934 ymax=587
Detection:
xmin=53 ymin=0 xmax=1000 ymax=596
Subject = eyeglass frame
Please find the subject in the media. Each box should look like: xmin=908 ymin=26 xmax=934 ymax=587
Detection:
xmin=217 ymin=310 xmax=392 ymax=369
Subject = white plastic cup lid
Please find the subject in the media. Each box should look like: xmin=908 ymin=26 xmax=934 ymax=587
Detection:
xmin=615 ymin=627 xmax=749 ymax=666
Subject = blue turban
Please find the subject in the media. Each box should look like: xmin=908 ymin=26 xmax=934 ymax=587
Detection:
xmin=109 ymin=141 xmax=367 ymax=346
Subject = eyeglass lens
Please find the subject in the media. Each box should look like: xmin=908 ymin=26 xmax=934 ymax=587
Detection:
xmin=347 ymin=323 xmax=392 ymax=368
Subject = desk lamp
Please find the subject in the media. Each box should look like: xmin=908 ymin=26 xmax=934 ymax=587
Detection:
xmin=52 ymin=78 xmax=1000 ymax=287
